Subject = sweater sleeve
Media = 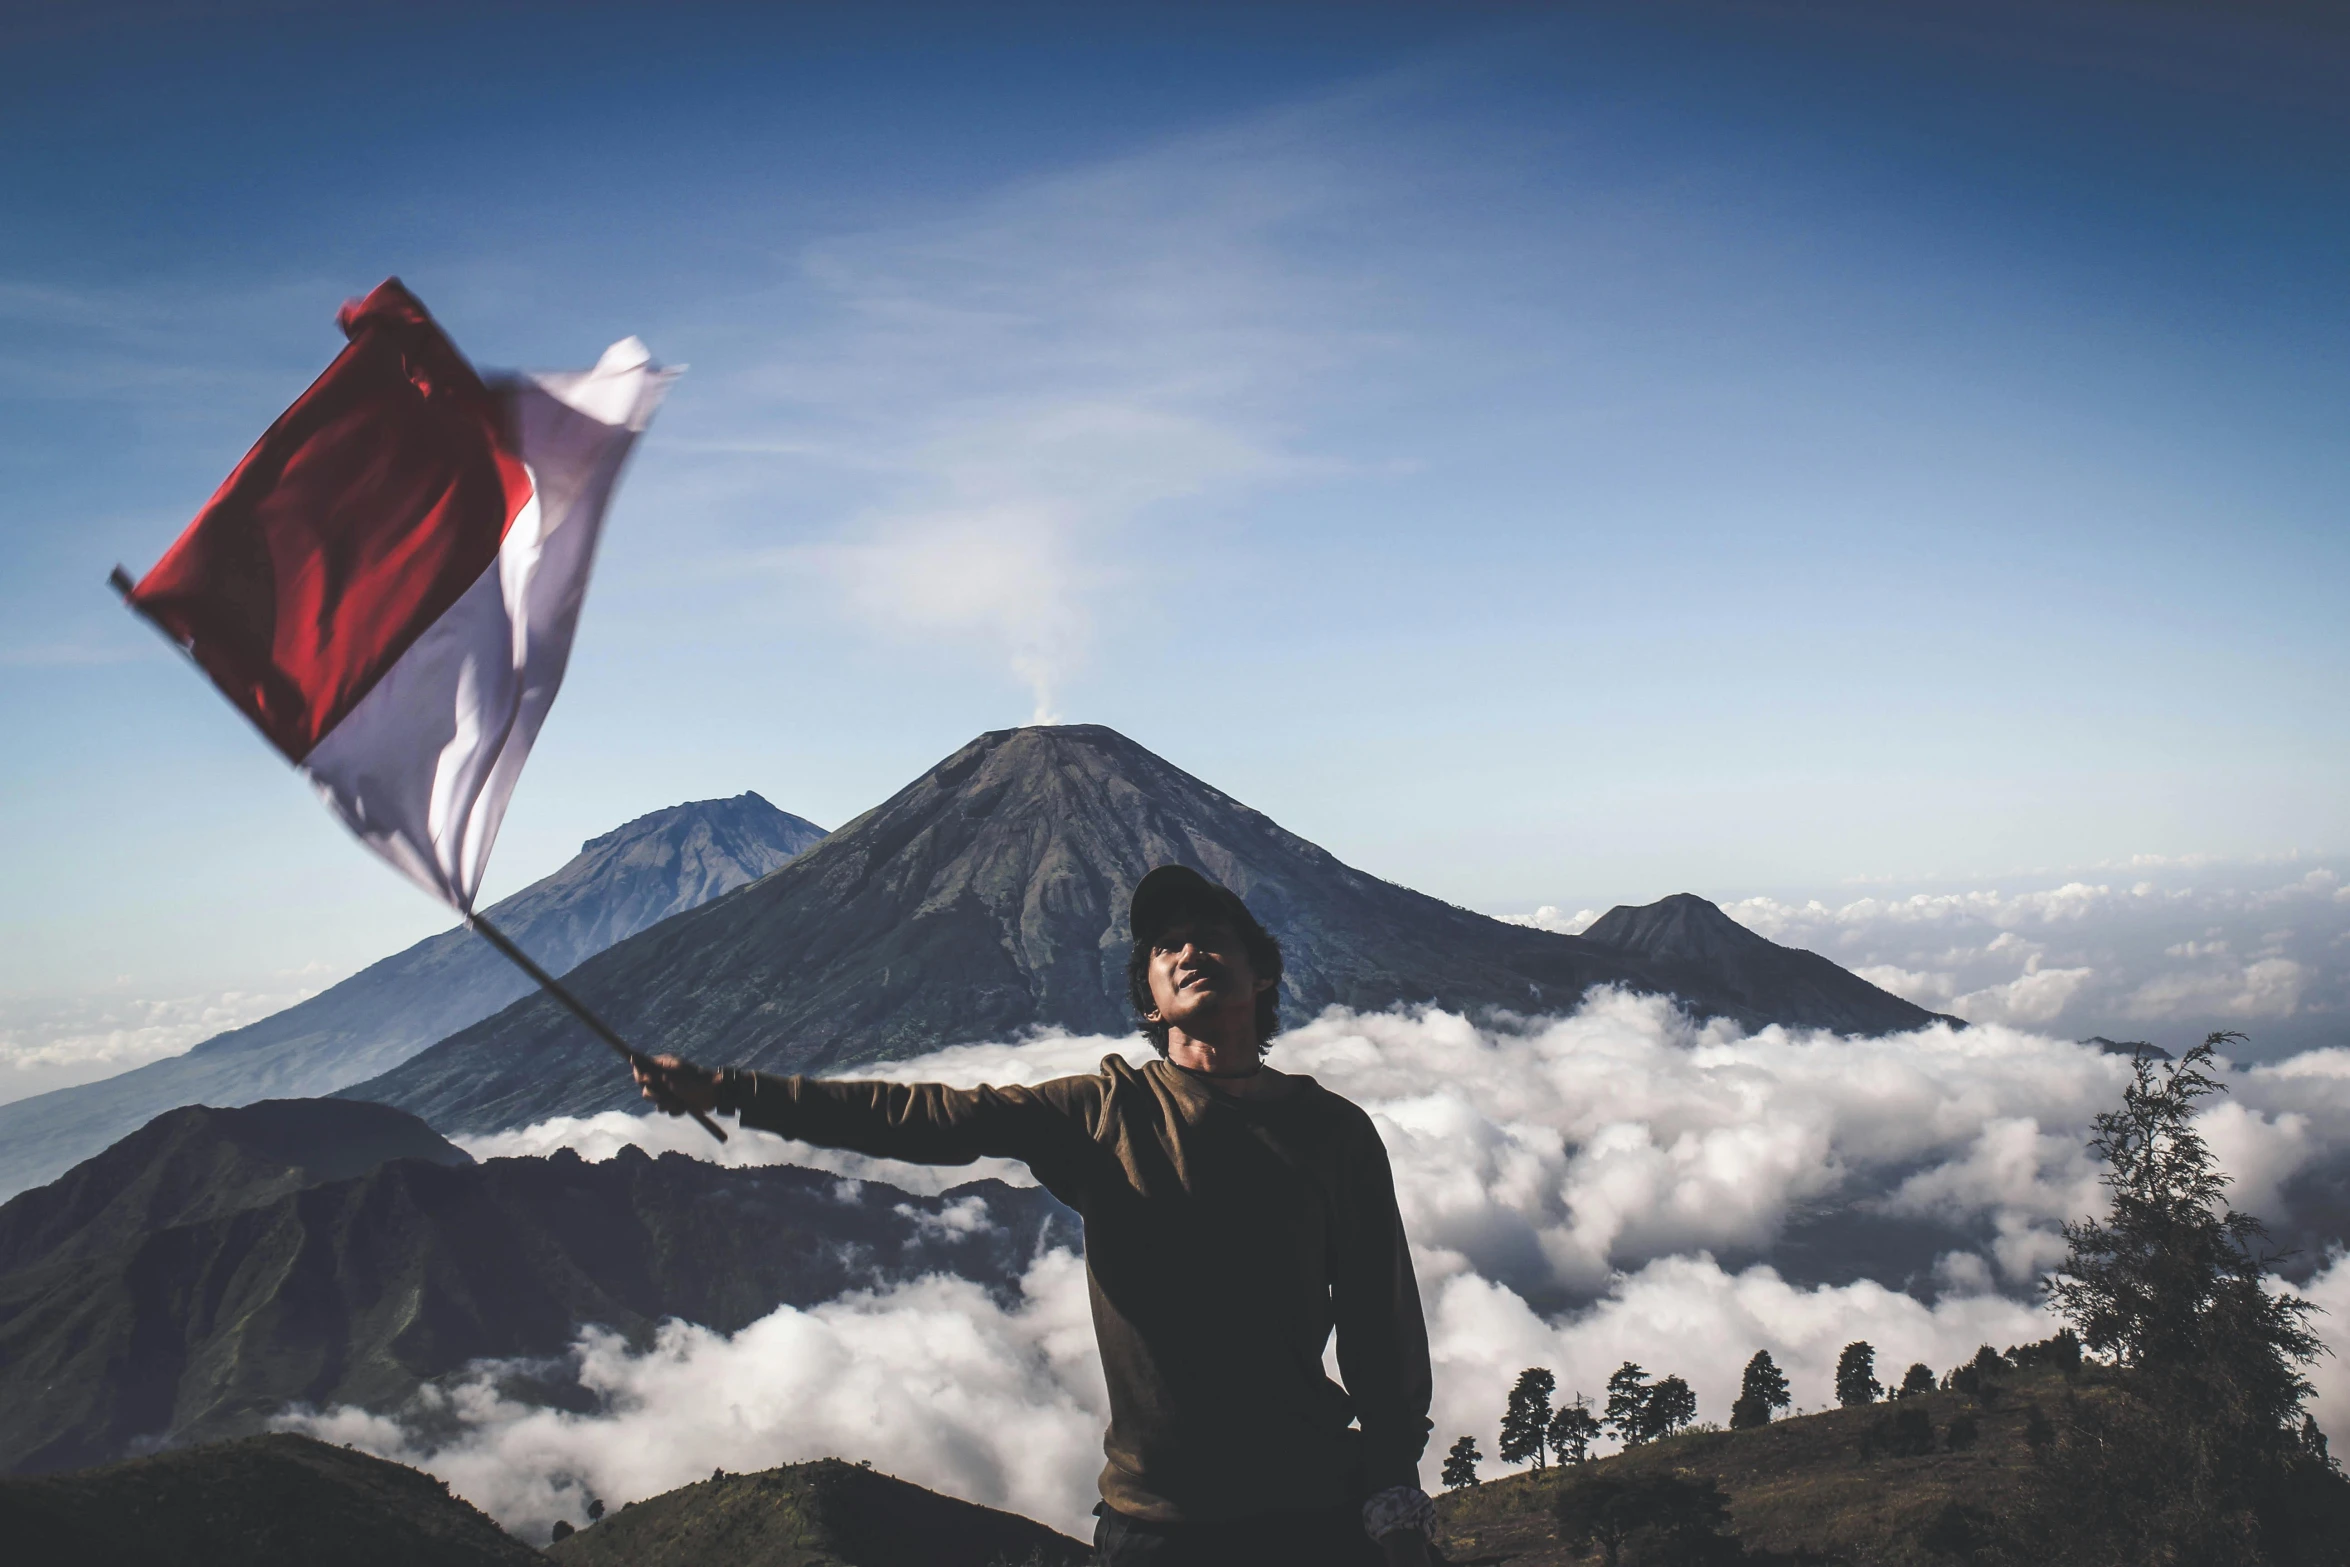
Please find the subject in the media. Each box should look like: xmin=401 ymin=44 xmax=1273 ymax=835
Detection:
xmin=721 ymin=1070 xmax=1102 ymax=1176
xmin=1331 ymin=1112 xmax=1434 ymax=1495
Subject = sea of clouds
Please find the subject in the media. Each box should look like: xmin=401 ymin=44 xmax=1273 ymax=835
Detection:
xmin=286 ymin=991 xmax=2350 ymax=1543
xmin=0 ymin=979 xmax=319 ymax=1105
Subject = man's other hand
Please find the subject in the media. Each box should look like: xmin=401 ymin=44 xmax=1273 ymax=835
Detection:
xmin=634 ymin=1054 xmax=721 ymax=1117
xmin=1380 ymin=1528 xmax=1434 ymax=1567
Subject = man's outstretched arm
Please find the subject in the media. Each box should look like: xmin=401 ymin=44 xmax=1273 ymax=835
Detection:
xmin=635 ymin=1055 xmax=1097 ymax=1170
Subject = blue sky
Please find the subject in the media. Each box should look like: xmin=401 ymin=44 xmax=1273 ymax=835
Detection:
xmin=2 ymin=1 xmax=2345 ymax=1040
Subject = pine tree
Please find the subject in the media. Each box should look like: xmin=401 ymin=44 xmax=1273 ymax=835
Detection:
xmin=1896 ymin=1362 xmax=1935 ymax=1400
xmin=1441 ymin=1434 xmax=1481 ymax=1490
xmin=2023 ymin=1033 xmax=2349 ymax=1564
xmin=1499 ymin=1367 xmax=1558 ymax=1470
xmin=1944 ymin=1345 xmax=2006 ymax=1406
xmin=1730 ymin=1350 xmax=1791 ymax=1429
xmin=1603 ymin=1363 xmax=1653 ymax=1447
xmin=1834 ymin=1341 xmax=1881 ymax=1407
xmin=1643 ymin=1375 xmax=1698 ymax=1441
xmin=2048 ymin=1037 xmax=2319 ymax=1389
xmin=2009 ymin=1329 xmax=2082 ymax=1374
xmin=1550 ymin=1395 xmax=1601 ymax=1465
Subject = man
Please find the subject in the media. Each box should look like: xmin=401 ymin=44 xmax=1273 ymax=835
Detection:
xmin=635 ymin=864 xmax=1438 ymax=1566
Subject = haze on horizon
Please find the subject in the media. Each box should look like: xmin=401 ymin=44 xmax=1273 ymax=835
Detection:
xmin=2 ymin=1 xmax=2345 ymax=1074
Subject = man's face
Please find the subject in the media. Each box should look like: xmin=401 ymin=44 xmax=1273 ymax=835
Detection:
xmin=1144 ymin=911 xmax=1268 ymax=1044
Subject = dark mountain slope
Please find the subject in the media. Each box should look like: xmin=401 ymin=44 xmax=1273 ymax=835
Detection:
xmin=1582 ymin=892 xmax=1961 ymax=1035
xmin=0 ymin=1433 xmax=541 ymax=1567
xmin=347 ymin=725 xmax=1942 ymax=1135
xmin=0 ymin=793 xmax=824 ymax=1199
xmin=0 ymin=1099 xmax=470 ymax=1276
xmin=546 ymin=1458 xmax=1089 ymax=1566
xmin=0 ymin=1102 xmax=1075 ymax=1474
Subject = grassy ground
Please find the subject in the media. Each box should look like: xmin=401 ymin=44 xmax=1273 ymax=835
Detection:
xmin=544 ymin=1456 xmax=1089 ymax=1567
xmin=1434 ymin=1369 xmax=2079 ymax=1565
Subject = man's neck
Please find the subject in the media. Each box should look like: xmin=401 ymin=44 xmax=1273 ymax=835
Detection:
xmin=1164 ymin=1031 xmax=1285 ymax=1098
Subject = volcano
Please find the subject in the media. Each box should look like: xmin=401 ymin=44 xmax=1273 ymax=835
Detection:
xmin=344 ymin=725 xmax=1947 ymax=1135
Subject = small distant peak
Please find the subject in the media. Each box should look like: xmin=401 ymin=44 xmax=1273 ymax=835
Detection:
xmin=1586 ymin=892 xmax=1739 ymax=930
xmin=1580 ymin=893 xmax=1766 ymax=960
xmin=2088 ymin=1036 xmax=2173 ymax=1062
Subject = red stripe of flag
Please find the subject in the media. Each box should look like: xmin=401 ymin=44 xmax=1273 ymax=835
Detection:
xmin=126 ymin=278 xmax=533 ymax=762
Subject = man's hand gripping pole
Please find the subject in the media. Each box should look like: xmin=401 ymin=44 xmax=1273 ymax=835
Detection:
xmin=465 ymin=913 xmax=728 ymax=1143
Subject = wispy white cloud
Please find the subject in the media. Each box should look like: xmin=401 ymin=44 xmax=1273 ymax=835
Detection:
xmin=709 ymin=96 xmax=1393 ymax=720
xmin=1502 ymin=905 xmax=1602 ymax=935
xmin=2291 ymin=1251 xmax=2350 ymax=1451
xmin=0 ymin=273 xmax=333 ymax=401
xmin=0 ymin=977 xmax=323 ymax=1104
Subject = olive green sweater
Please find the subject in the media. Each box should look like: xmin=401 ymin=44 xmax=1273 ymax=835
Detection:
xmin=721 ymin=1054 xmax=1432 ymax=1524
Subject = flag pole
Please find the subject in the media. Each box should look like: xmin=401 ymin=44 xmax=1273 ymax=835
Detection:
xmin=465 ymin=913 xmax=729 ymax=1144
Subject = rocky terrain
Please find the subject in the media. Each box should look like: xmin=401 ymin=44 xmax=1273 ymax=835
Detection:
xmin=345 ymin=725 xmax=1950 ymax=1135
xmin=0 ymin=793 xmax=824 ymax=1198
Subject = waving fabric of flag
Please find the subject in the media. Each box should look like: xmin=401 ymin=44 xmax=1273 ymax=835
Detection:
xmin=120 ymin=278 xmax=676 ymax=913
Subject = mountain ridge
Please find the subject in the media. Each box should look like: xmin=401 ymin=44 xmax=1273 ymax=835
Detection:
xmin=0 ymin=793 xmax=825 ymax=1199
xmin=0 ymin=1096 xmax=1074 ymax=1475
xmin=0 ymin=1098 xmax=471 ymax=1277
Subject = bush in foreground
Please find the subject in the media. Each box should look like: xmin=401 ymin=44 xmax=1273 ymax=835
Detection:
xmin=1556 ymin=1471 xmax=1744 ymax=1566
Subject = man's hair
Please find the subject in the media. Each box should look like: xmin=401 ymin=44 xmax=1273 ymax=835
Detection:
xmin=1126 ymin=891 xmax=1283 ymax=1058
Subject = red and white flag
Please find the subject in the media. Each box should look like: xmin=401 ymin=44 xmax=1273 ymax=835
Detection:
xmin=121 ymin=278 xmax=676 ymax=913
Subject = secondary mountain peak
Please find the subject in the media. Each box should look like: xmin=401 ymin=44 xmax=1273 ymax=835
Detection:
xmin=345 ymin=725 xmax=1945 ymax=1135
xmin=464 ymin=791 xmax=826 ymax=968
xmin=1583 ymin=891 xmax=1962 ymax=1035
xmin=0 ymin=794 xmax=825 ymax=1200
xmin=1582 ymin=892 xmax=1771 ymax=964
